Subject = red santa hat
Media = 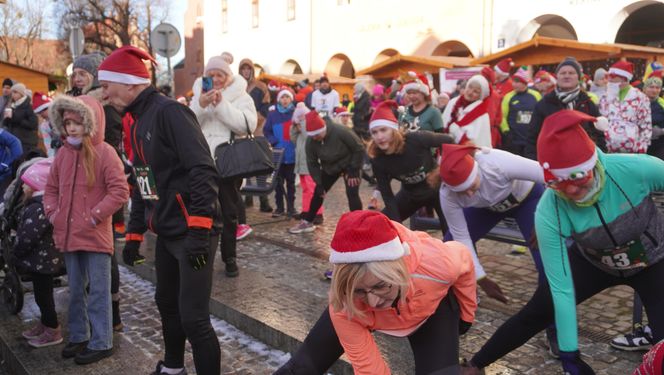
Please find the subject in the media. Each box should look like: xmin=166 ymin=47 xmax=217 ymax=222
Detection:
xmin=494 ymin=58 xmax=515 ymax=75
xmin=403 ymin=71 xmax=430 ymax=96
xmin=277 ymin=87 xmax=294 ymax=101
xmin=534 ymin=70 xmax=556 ymax=85
xmin=633 ymin=340 xmax=664 ymax=375
xmin=268 ymin=80 xmax=280 ymax=92
xmin=439 ymin=144 xmax=480 ymax=192
xmin=98 ymin=46 xmax=156 ymax=85
xmin=333 ymin=106 xmax=350 ymax=117
xmin=305 ymin=110 xmax=326 ymax=136
xmin=329 ymin=210 xmax=407 ymax=264
xmin=369 ymin=100 xmax=399 ymax=130
xmin=608 ymin=60 xmax=634 ymax=81
xmin=512 ymin=68 xmax=531 ymax=84
xmin=537 ymin=110 xmax=607 ymax=183
xmin=32 ymin=92 xmax=52 ymax=114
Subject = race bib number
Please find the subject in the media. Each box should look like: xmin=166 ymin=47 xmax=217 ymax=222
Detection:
xmin=584 ymin=240 xmax=648 ymax=270
xmin=516 ymin=111 xmax=532 ymax=125
xmin=133 ymin=165 xmax=159 ymax=200
xmin=488 ymin=194 xmax=520 ymax=213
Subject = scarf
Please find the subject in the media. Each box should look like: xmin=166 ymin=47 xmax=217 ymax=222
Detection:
xmin=11 ymin=96 xmax=27 ymax=109
xmin=555 ymin=85 xmax=581 ymax=109
xmin=277 ymin=103 xmax=294 ymax=113
xmin=450 ymin=96 xmax=489 ymax=127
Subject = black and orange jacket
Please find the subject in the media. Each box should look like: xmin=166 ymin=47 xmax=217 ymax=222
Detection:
xmin=125 ymin=87 xmax=221 ymax=241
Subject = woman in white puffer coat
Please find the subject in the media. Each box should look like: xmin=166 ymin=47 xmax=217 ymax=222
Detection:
xmin=190 ymin=53 xmax=257 ymax=277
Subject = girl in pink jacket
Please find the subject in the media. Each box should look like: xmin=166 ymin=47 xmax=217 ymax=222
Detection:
xmin=274 ymin=210 xmax=477 ymax=375
xmin=43 ymin=95 xmax=128 ymax=365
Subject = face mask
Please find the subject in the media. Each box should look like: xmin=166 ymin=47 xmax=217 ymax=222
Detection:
xmin=66 ymin=136 xmax=83 ymax=146
xmin=607 ymin=82 xmax=620 ymax=99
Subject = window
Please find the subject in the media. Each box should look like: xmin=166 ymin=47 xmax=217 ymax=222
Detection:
xmin=221 ymin=0 xmax=228 ymax=33
xmin=287 ymin=0 xmax=295 ymax=21
xmin=252 ymin=0 xmax=259 ymax=28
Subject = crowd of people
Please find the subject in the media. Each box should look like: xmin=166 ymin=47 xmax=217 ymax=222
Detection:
xmin=1 ymin=44 xmax=664 ymax=375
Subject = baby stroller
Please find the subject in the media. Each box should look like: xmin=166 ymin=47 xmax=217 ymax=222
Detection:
xmin=0 ymin=157 xmax=59 ymax=314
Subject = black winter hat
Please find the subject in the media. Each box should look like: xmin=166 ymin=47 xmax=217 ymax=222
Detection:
xmin=556 ymin=57 xmax=582 ymax=78
xmin=2 ymin=78 xmax=13 ymax=88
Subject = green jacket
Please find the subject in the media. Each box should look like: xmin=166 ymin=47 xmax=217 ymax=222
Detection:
xmin=305 ymin=120 xmax=365 ymax=185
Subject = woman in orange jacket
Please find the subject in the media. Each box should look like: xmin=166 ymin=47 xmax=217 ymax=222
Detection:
xmin=274 ymin=210 xmax=477 ymax=375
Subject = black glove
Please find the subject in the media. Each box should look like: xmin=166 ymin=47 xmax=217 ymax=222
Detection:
xmin=345 ymin=168 xmax=360 ymax=179
xmin=560 ymin=350 xmax=595 ymax=375
xmin=186 ymin=228 xmax=211 ymax=271
xmin=459 ymin=320 xmax=472 ymax=335
xmin=122 ymin=240 xmax=145 ymax=266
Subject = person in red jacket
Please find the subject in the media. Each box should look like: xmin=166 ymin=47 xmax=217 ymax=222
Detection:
xmin=275 ymin=210 xmax=477 ymax=375
xmin=493 ymin=58 xmax=515 ymax=97
xmin=44 ymin=94 xmax=129 ymax=364
xmin=481 ymin=67 xmax=504 ymax=148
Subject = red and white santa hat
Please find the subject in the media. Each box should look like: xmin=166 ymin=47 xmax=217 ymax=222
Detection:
xmin=439 ymin=144 xmax=480 ymax=192
xmin=333 ymin=106 xmax=350 ymax=117
xmin=268 ymin=80 xmax=280 ymax=92
xmin=494 ymin=58 xmax=515 ymax=75
xmin=608 ymin=60 xmax=634 ymax=81
xmin=98 ymin=46 xmax=156 ymax=85
xmin=633 ymin=340 xmax=664 ymax=375
xmin=277 ymin=87 xmax=294 ymax=101
xmin=329 ymin=210 xmax=407 ymax=264
xmin=512 ymin=68 xmax=531 ymax=84
xmin=534 ymin=70 xmax=556 ymax=85
xmin=537 ymin=110 xmax=607 ymax=183
xmin=403 ymin=71 xmax=430 ymax=96
xmin=369 ymin=100 xmax=399 ymax=130
xmin=305 ymin=110 xmax=326 ymax=136
xmin=32 ymin=92 xmax=52 ymax=114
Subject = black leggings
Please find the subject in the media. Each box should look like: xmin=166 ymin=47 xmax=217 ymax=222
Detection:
xmin=274 ymin=294 xmax=461 ymax=375
xmin=304 ymin=172 xmax=362 ymax=223
xmin=218 ymin=178 xmax=242 ymax=263
xmin=383 ymin=188 xmax=448 ymax=234
xmin=31 ymin=273 xmax=58 ymax=328
xmin=471 ymin=244 xmax=664 ymax=368
xmin=154 ymin=235 xmax=220 ymax=374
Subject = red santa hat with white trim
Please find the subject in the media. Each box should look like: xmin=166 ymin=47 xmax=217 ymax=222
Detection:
xmin=305 ymin=110 xmax=326 ymax=136
xmin=98 ymin=46 xmax=156 ymax=85
xmin=439 ymin=144 xmax=481 ymax=192
xmin=32 ymin=92 xmax=52 ymax=114
xmin=537 ymin=109 xmax=608 ymax=183
xmin=369 ymin=100 xmax=399 ymax=130
xmin=608 ymin=60 xmax=634 ymax=81
xmin=329 ymin=210 xmax=408 ymax=264
xmin=403 ymin=71 xmax=430 ymax=96
xmin=494 ymin=58 xmax=515 ymax=75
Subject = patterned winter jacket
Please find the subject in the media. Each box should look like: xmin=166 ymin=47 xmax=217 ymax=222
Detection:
xmin=14 ymin=195 xmax=64 ymax=275
xmin=599 ymin=86 xmax=652 ymax=153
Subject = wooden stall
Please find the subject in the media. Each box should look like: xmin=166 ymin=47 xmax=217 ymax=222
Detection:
xmin=0 ymin=61 xmax=51 ymax=93
xmin=258 ymin=73 xmax=357 ymax=102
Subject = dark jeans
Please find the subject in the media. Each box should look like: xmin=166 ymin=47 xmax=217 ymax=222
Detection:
xmin=31 ymin=273 xmax=58 ymax=329
xmin=218 ymin=178 xmax=242 ymax=263
xmin=154 ymin=235 xmax=220 ymax=374
xmin=275 ymin=163 xmax=296 ymax=212
xmin=471 ymin=244 xmax=664 ymax=368
xmin=383 ymin=188 xmax=448 ymax=233
xmin=275 ymin=294 xmax=461 ymax=375
xmin=304 ymin=172 xmax=362 ymax=223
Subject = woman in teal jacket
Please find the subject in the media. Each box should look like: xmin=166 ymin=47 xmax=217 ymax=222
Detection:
xmin=463 ymin=110 xmax=664 ymax=375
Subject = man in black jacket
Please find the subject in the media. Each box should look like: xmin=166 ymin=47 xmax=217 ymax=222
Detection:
xmin=351 ymin=82 xmax=371 ymax=140
xmin=99 ymin=46 xmax=221 ymax=375
xmin=524 ymin=57 xmax=606 ymax=160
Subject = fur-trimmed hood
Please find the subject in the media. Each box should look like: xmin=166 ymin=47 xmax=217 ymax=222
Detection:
xmin=48 ymin=95 xmax=105 ymax=146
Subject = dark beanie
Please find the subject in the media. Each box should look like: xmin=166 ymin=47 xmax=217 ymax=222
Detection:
xmin=73 ymin=52 xmax=106 ymax=87
xmin=556 ymin=57 xmax=582 ymax=77
xmin=2 ymin=78 xmax=13 ymax=88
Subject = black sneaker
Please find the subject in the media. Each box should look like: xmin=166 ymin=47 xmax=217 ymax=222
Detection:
xmin=272 ymin=209 xmax=284 ymax=218
xmin=62 ymin=341 xmax=88 ymax=358
xmin=74 ymin=347 xmax=113 ymax=365
xmin=546 ymin=327 xmax=560 ymax=358
xmin=225 ymin=258 xmax=239 ymax=277
xmin=610 ymin=324 xmax=653 ymax=351
xmin=152 ymin=360 xmax=187 ymax=375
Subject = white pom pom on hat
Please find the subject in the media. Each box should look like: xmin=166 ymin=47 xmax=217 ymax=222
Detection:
xmin=594 ymin=116 xmax=609 ymax=132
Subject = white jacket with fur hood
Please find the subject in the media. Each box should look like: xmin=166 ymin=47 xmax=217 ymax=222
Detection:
xmin=190 ymin=75 xmax=258 ymax=156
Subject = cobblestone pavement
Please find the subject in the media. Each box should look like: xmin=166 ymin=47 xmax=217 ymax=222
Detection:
xmin=236 ymin=179 xmax=647 ymax=374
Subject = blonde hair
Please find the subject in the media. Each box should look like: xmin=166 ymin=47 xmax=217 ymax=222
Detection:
xmin=367 ymin=128 xmax=407 ymax=158
xmin=81 ymin=135 xmax=97 ymax=188
xmin=329 ymin=258 xmax=410 ymax=319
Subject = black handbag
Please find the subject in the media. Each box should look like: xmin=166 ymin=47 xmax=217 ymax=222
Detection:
xmin=214 ymin=115 xmax=275 ymax=180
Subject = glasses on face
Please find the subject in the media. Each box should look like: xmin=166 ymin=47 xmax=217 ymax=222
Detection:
xmin=353 ymin=283 xmax=393 ymax=299
xmin=547 ymin=170 xmax=593 ymax=190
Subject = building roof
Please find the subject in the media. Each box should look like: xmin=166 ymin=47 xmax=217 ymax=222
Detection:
xmin=259 ymin=73 xmax=356 ymax=86
xmin=356 ymin=53 xmax=476 ymax=79
xmin=472 ymin=35 xmax=664 ymax=66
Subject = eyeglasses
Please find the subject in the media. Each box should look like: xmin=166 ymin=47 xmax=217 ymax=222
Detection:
xmin=353 ymin=283 xmax=393 ymax=299
xmin=547 ymin=170 xmax=593 ymax=190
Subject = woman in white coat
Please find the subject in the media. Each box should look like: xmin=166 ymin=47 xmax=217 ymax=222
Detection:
xmin=190 ymin=53 xmax=258 ymax=277
xmin=442 ymin=75 xmax=493 ymax=148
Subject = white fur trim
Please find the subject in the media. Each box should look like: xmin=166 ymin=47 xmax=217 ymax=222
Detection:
xmin=594 ymin=116 xmax=609 ymax=132
xmin=369 ymin=119 xmax=399 ymax=130
xmin=329 ymin=236 xmax=406 ymax=264
xmin=33 ymin=102 xmax=51 ymax=114
xmin=549 ymin=150 xmax=597 ymax=180
xmin=608 ymin=67 xmax=633 ymax=81
xmin=98 ymin=70 xmax=151 ymax=85
xmin=277 ymin=89 xmax=293 ymax=101
xmin=448 ymin=161 xmax=479 ymax=192
xmin=403 ymin=82 xmax=429 ymax=96
xmin=306 ymin=126 xmax=326 ymax=137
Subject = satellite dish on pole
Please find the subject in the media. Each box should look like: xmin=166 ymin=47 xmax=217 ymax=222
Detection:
xmin=69 ymin=28 xmax=85 ymax=60
xmin=150 ymin=23 xmax=181 ymax=58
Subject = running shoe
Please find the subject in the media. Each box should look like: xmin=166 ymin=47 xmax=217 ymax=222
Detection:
xmin=367 ymin=197 xmax=380 ymax=210
xmin=289 ymin=220 xmax=315 ymax=234
xmin=272 ymin=209 xmax=285 ymax=218
xmin=22 ymin=322 xmax=45 ymax=340
xmin=152 ymin=360 xmax=187 ymax=375
xmin=236 ymin=224 xmax=253 ymax=240
xmin=28 ymin=326 xmax=63 ymax=348
xmin=510 ymin=245 xmax=527 ymax=255
xmin=610 ymin=324 xmax=653 ymax=351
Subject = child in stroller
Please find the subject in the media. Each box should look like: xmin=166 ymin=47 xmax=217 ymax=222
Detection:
xmin=9 ymin=158 xmax=65 ymax=347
